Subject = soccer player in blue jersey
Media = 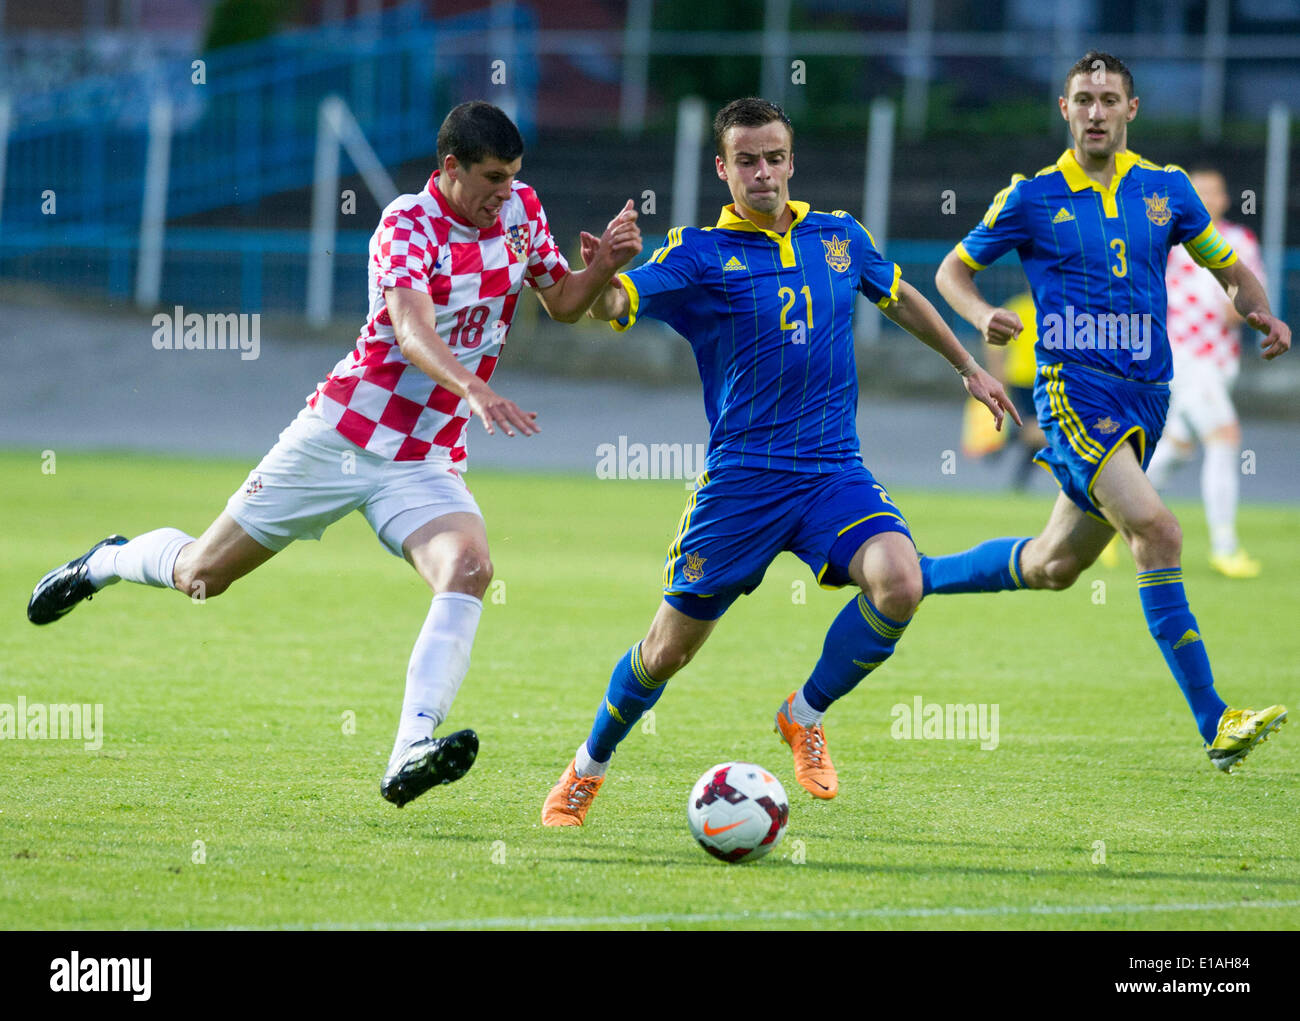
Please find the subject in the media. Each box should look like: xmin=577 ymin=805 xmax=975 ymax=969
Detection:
xmin=541 ymin=97 xmax=1021 ymax=825
xmin=924 ymin=52 xmax=1290 ymax=771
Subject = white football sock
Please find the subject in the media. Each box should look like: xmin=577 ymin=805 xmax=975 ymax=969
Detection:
xmin=575 ymin=741 xmax=609 ymax=778
xmin=1203 ymin=441 xmax=1240 ymax=557
xmin=790 ymin=688 xmax=824 ymax=728
xmin=97 ymin=528 xmax=193 ymax=589
xmin=388 ymin=592 xmax=483 ymax=770
xmin=85 ymin=546 xmax=123 ymax=589
xmin=1145 ymin=438 xmax=1186 ymax=489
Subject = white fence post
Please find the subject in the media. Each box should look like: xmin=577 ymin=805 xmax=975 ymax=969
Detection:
xmin=1199 ymin=0 xmax=1228 ymax=143
xmin=902 ymin=0 xmax=934 ymax=138
xmin=671 ymin=96 xmax=707 ymax=231
xmin=619 ymin=0 xmax=652 ymax=136
xmin=307 ymin=95 xmax=398 ymax=327
xmin=761 ymin=0 xmax=791 ymax=108
xmin=135 ymin=93 xmax=173 ymax=309
xmin=307 ymin=97 xmax=344 ymax=328
xmin=1262 ymin=102 xmax=1291 ymax=319
xmin=0 ymin=94 xmax=10 ymax=239
xmin=859 ymin=98 xmax=895 ymax=345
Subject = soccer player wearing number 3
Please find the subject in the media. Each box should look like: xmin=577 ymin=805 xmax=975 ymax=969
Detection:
xmin=542 ymin=98 xmax=1020 ymax=825
xmin=27 ymin=102 xmax=643 ymax=807
xmin=921 ymin=53 xmax=1290 ymax=771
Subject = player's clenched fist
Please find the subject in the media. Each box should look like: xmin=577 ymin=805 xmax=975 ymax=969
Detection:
xmin=979 ymin=307 xmax=1023 ymax=346
xmin=464 ymin=378 xmax=539 ymax=438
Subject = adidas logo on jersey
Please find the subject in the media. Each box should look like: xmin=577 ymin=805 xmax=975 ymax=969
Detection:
xmin=723 ymin=256 xmax=746 ymax=271
xmin=1052 ymin=207 xmax=1075 ymax=224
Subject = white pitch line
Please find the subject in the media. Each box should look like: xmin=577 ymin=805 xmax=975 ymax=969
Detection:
xmin=276 ymin=898 xmax=1300 ymax=931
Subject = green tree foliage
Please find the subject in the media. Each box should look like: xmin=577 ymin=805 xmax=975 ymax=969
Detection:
xmin=650 ymin=0 xmax=879 ymax=134
xmin=202 ymin=0 xmax=300 ymax=52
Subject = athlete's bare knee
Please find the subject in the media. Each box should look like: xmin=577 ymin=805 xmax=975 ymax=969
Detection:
xmin=173 ymin=553 xmax=232 ymax=600
xmin=868 ymin=566 xmax=922 ymax=622
xmin=1042 ymin=558 xmax=1082 ymax=590
xmin=640 ymin=642 xmax=691 ymax=681
xmin=1021 ymin=542 xmax=1082 ymax=591
xmin=1205 ymin=424 xmax=1240 ymax=447
xmin=412 ymin=532 xmax=493 ymax=596
xmin=1024 ymin=558 xmax=1080 ymax=591
xmin=640 ymin=633 xmax=697 ymax=681
xmin=1128 ymin=509 xmax=1182 ymax=566
xmin=445 ymin=547 xmax=493 ymax=597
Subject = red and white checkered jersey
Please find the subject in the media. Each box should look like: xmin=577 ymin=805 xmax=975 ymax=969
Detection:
xmin=1166 ymin=220 xmax=1262 ymax=375
xmin=307 ymin=171 xmax=569 ymax=464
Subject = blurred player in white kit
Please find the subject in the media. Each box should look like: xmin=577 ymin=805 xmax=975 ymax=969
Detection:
xmin=1146 ymin=168 xmax=1266 ymax=578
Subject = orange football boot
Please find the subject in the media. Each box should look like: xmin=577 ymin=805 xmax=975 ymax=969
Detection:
xmin=774 ymin=692 xmax=838 ymax=799
xmin=541 ymin=759 xmax=605 ymax=826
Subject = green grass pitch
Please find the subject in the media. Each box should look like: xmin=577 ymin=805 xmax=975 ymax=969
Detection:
xmin=2 ymin=450 xmax=1297 ymax=930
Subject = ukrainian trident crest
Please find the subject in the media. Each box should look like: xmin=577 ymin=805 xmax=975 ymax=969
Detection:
xmin=682 ymin=552 xmax=707 ymax=582
xmin=822 ymin=235 xmax=851 ymax=272
xmin=1143 ymin=193 xmax=1172 ymax=226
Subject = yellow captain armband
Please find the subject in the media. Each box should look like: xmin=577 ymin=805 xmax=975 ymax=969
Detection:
xmin=609 ymin=273 xmax=640 ymax=332
xmin=1184 ymin=223 xmax=1238 ymax=271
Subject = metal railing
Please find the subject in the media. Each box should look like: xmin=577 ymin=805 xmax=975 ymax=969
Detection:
xmin=0 ymin=3 xmax=537 ymax=234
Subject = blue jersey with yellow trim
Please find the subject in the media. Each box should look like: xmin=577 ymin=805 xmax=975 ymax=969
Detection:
xmin=613 ymin=201 xmax=901 ymax=473
xmin=956 ymin=150 xmax=1237 ymax=384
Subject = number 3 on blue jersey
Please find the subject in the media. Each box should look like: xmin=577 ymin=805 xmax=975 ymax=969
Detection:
xmin=1109 ymin=239 xmax=1127 ymax=278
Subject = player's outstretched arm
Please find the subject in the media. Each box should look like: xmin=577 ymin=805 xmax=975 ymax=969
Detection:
xmin=935 ymin=249 xmax=1023 ymax=346
xmin=385 ymin=286 xmax=539 ymax=437
xmin=883 ymin=279 xmax=1023 ymax=431
xmin=1209 ymin=260 xmax=1292 ymax=361
xmin=535 ymin=200 xmax=642 ymax=323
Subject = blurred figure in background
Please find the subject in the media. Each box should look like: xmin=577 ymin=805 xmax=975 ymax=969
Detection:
xmin=1146 ymin=168 xmax=1266 ymax=578
xmin=962 ymin=289 xmax=1048 ymax=489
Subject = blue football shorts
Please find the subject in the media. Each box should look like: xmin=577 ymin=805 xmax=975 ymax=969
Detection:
xmin=1032 ymin=361 xmax=1170 ymax=521
xmin=661 ymin=463 xmax=913 ymax=621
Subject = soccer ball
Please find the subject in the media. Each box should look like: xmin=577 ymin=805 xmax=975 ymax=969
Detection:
xmin=687 ymin=761 xmax=790 ymax=864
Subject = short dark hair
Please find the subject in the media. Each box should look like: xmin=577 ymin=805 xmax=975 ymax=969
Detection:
xmin=712 ymin=97 xmax=793 ymax=159
xmin=436 ymin=101 xmax=524 ymax=169
xmin=1064 ymin=51 xmax=1135 ymax=100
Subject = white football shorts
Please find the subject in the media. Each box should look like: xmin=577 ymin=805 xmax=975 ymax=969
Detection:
xmin=225 ymin=407 xmax=481 ymax=558
xmin=1162 ymin=356 xmax=1239 ymax=447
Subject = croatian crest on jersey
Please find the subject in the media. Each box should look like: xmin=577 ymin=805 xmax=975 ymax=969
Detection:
xmin=822 ymin=235 xmax=851 ymax=272
xmin=682 ymin=552 xmax=707 ymax=582
xmin=505 ymin=223 xmax=530 ymax=259
xmin=1093 ymin=416 xmax=1121 ymax=435
xmin=1143 ymin=194 xmax=1172 ymax=226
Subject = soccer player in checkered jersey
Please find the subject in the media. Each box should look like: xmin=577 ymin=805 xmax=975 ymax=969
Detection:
xmin=1146 ymin=168 xmax=1266 ymax=578
xmin=27 ymin=102 xmax=642 ymax=806
xmin=921 ymin=53 xmax=1290 ymax=771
